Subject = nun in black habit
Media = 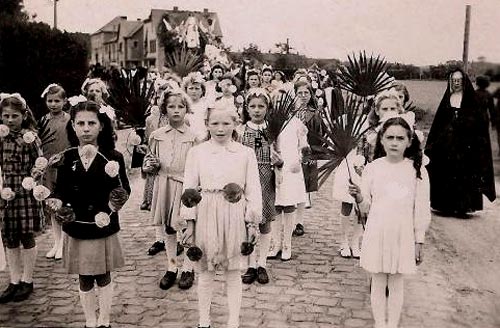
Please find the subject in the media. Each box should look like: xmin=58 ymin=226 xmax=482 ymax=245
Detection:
xmin=424 ymin=68 xmax=496 ymax=217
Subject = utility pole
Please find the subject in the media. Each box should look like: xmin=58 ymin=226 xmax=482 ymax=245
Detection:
xmin=462 ymin=5 xmax=471 ymax=73
xmin=53 ymin=0 xmax=58 ymax=29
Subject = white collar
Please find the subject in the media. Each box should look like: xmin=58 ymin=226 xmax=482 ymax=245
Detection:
xmin=247 ymin=121 xmax=267 ymax=130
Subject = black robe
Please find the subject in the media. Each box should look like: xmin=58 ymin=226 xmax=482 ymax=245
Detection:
xmin=424 ymin=69 xmax=496 ymax=214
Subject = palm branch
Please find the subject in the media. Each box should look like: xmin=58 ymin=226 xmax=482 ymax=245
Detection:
xmin=337 ymin=52 xmax=394 ymax=97
xmin=165 ymin=46 xmax=203 ymax=78
xmin=265 ymin=90 xmax=299 ymax=144
xmin=107 ymin=70 xmax=155 ymax=128
xmin=313 ymin=90 xmax=373 ymax=188
xmin=37 ymin=116 xmax=56 ymax=147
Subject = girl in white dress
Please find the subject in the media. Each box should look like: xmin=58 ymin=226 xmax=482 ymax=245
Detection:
xmin=349 ymin=116 xmax=431 ymax=328
xmin=180 ymin=107 xmax=262 ymax=328
xmin=183 ymin=72 xmax=209 ymax=142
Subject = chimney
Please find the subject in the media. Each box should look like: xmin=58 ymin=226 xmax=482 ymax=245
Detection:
xmin=203 ymin=8 xmax=209 ymax=13
xmin=173 ymin=6 xmax=178 ymax=11
xmin=120 ymin=16 xmax=127 ymax=20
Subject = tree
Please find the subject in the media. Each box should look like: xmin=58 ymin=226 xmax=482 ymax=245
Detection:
xmin=0 ymin=0 xmax=28 ymax=21
xmin=242 ymin=43 xmax=262 ymax=61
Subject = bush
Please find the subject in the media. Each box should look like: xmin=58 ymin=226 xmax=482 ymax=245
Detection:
xmin=0 ymin=19 xmax=89 ymax=119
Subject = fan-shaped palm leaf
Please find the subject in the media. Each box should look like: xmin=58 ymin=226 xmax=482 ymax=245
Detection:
xmin=313 ymin=90 xmax=373 ymax=188
xmin=37 ymin=116 xmax=56 ymax=147
xmin=337 ymin=52 xmax=394 ymax=97
xmin=108 ymin=69 xmax=155 ymax=128
xmin=265 ymin=90 xmax=300 ymax=144
xmin=166 ymin=46 xmax=203 ymax=78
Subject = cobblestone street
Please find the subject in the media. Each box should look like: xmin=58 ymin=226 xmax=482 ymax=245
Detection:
xmin=1 ymin=155 xmax=499 ymax=328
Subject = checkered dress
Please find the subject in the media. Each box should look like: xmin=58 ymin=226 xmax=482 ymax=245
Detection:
xmin=0 ymin=131 xmax=44 ymax=243
xmin=241 ymin=125 xmax=276 ymax=224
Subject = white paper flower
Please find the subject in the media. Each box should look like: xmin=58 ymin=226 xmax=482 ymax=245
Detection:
xmin=317 ymin=98 xmax=324 ymax=106
xmin=22 ymin=131 xmax=36 ymax=144
xmin=423 ymin=155 xmax=430 ymax=166
xmin=0 ymin=187 xmax=15 ymax=201
xmin=33 ymin=185 xmax=51 ymax=201
xmin=0 ymin=124 xmax=10 ymax=137
xmin=315 ymin=89 xmax=323 ymax=97
xmin=228 ymin=85 xmax=237 ymax=93
xmin=34 ymin=157 xmax=49 ymax=170
xmin=320 ymin=69 xmax=327 ymax=76
xmin=95 ymin=212 xmax=110 ymax=228
xmin=129 ymin=132 xmax=142 ymax=146
xmin=311 ymin=81 xmax=319 ymax=89
xmin=235 ymin=95 xmax=244 ymax=104
xmin=104 ymin=161 xmax=120 ymax=178
xmin=22 ymin=177 xmax=36 ymax=190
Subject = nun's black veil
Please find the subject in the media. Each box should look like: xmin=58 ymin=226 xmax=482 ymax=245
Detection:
xmin=425 ymin=68 xmax=495 ymax=214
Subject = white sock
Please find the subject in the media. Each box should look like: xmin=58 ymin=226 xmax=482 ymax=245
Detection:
xmin=21 ymin=246 xmax=38 ymax=283
xmin=165 ymin=234 xmax=178 ymax=272
xmin=248 ymin=247 xmax=257 ymax=269
xmin=387 ymin=274 xmax=404 ymax=328
xmin=340 ymin=213 xmax=351 ymax=249
xmin=197 ymin=271 xmax=215 ymax=327
xmin=79 ymin=288 xmax=97 ymax=328
xmin=6 ymin=247 xmax=22 ymax=284
xmin=350 ymin=223 xmax=363 ymax=252
xmin=226 ymin=270 xmax=242 ymax=328
xmin=296 ymin=203 xmax=305 ymax=226
xmin=282 ymin=211 xmax=295 ymax=251
xmin=97 ymin=283 xmax=113 ymax=327
xmin=181 ymin=252 xmax=194 ymax=273
xmin=257 ymin=233 xmax=271 ymax=268
xmin=54 ymin=222 xmax=64 ymax=259
xmin=46 ymin=215 xmax=59 ymax=258
xmin=155 ymin=225 xmax=166 ymax=243
xmin=371 ymin=273 xmax=388 ymax=328
xmin=269 ymin=214 xmax=283 ymax=253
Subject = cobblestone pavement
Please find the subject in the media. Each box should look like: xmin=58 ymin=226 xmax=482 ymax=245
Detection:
xmin=1 ymin=163 xmax=498 ymax=328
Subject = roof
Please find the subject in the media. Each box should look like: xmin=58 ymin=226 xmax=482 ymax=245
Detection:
xmin=120 ymin=21 xmax=143 ymax=38
xmin=92 ymin=16 xmax=126 ymax=35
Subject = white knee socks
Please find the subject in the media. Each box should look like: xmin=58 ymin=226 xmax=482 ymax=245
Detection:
xmin=79 ymin=288 xmax=97 ymax=328
xmin=226 ymin=270 xmax=242 ymax=328
xmin=282 ymin=211 xmax=295 ymax=251
xmin=165 ymin=234 xmax=178 ymax=272
xmin=371 ymin=273 xmax=388 ymax=328
xmin=97 ymin=283 xmax=113 ymax=327
xmin=269 ymin=214 xmax=282 ymax=255
xmin=340 ymin=213 xmax=351 ymax=249
xmin=296 ymin=202 xmax=305 ymax=226
xmin=197 ymin=271 xmax=215 ymax=327
xmin=387 ymin=274 xmax=404 ymax=328
xmin=6 ymin=247 xmax=22 ymax=284
xmin=21 ymin=246 xmax=37 ymax=283
xmin=46 ymin=215 xmax=63 ymax=259
xmin=257 ymin=233 xmax=271 ymax=268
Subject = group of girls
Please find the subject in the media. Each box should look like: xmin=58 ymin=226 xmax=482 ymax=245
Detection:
xmin=0 ymin=83 xmax=129 ymax=328
xmin=0 ymin=62 xmax=432 ymax=328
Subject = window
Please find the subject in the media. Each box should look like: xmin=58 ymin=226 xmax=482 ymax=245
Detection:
xmin=119 ymin=42 xmax=123 ymax=53
xmin=133 ymin=40 xmax=138 ymax=48
xmin=149 ymin=40 xmax=156 ymax=53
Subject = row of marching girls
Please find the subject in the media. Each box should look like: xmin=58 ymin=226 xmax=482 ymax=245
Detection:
xmin=0 ymin=85 xmax=131 ymax=328
xmin=332 ymin=82 xmax=432 ymax=328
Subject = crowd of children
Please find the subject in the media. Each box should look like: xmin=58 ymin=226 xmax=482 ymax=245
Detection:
xmin=0 ymin=62 xmax=432 ymax=328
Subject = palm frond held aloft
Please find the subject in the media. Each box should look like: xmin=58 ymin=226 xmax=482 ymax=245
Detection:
xmin=265 ymin=90 xmax=299 ymax=144
xmin=165 ymin=46 xmax=203 ymax=78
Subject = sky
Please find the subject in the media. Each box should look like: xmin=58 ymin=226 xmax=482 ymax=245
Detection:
xmin=23 ymin=0 xmax=500 ymax=66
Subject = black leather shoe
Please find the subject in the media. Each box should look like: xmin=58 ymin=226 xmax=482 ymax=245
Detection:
xmin=13 ymin=282 xmax=33 ymax=302
xmin=256 ymin=267 xmax=269 ymax=284
xmin=178 ymin=271 xmax=194 ymax=290
xmin=241 ymin=268 xmax=257 ymax=284
xmin=148 ymin=241 xmax=165 ymax=255
xmin=0 ymin=283 xmax=20 ymax=303
xmin=293 ymin=224 xmax=305 ymax=236
xmin=140 ymin=202 xmax=150 ymax=211
xmin=159 ymin=271 xmax=177 ymax=290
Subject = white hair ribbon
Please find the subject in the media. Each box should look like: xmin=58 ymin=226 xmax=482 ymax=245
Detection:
xmin=0 ymin=92 xmax=27 ymax=109
xmin=68 ymin=95 xmax=87 ymax=107
xmin=41 ymin=83 xmax=60 ymax=98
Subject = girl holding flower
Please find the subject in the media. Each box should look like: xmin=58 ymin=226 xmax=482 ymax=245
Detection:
xmin=48 ymin=100 xmax=130 ymax=328
xmin=180 ymin=106 xmax=262 ymax=328
xmin=39 ymin=83 xmax=71 ymax=261
xmin=0 ymin=94 xmax=44 ymax=303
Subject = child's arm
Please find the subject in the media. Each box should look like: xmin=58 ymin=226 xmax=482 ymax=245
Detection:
xmin=414 ymin=168 xmax=432 ymax=245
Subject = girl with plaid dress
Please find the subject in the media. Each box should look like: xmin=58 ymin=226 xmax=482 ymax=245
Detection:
xmin=0 ymin=94 xmax=44 ymax=303
xmin=239 ymin=88 xmax=277 ymax=285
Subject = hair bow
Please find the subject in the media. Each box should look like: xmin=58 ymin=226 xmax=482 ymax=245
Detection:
xmin=41 ymin=83 xmax=60 ymax=98
xmin=262 ymin=64 xmax=273 ymax=72
xmin=182 ymin=72 xmax=206 ymax=86
xmin=99 ymin=105 xmax=116 ymax=121
xmin=379 ymin=111 xmax=416 ymax=131
xmin=245 ymin=88 xmax=270 ymax=103
xmin=68 ymin=95 xmax=88 ymax=107
xmin=0 ymin=92 xmax=27 ymax=109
